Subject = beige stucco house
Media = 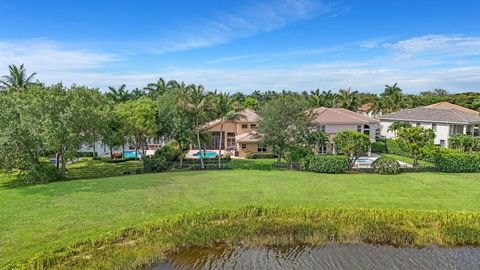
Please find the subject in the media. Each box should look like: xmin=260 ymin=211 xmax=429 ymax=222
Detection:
xmin=197 ymin=108 xmax=267 ymax=157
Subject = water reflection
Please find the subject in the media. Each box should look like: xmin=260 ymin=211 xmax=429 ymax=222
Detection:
xmin=150 ymin=243 xmax=480 ymax=270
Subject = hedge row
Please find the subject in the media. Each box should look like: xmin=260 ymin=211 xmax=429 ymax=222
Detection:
xmin=371 ymin=140 xmax=387 ymax=153
xmin=436 ymin=153 xmax=480 ymax=173
xmin=301 ymin=155 xmax=349 ymax=174
xmin=246 ymin=152 xmax=276 ymax=159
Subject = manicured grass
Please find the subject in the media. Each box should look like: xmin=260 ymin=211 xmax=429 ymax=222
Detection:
xmin=381 ymin=153 xmax=435 ymax=167
xmin=14 ymin=207 xmax=480 ymax=269
xmin=66 ymin=158 xmax=143 ymax=180
xmin=1 ymin=168 xmax=480 ymax=267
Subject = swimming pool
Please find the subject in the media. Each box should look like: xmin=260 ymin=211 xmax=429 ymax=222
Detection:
xmin=124 ymin=150 xmax=142 ymax=159
xmin=193 ymin=151 xmax=218 ymax=158
xmin=355 ymin=157 xmax=378 ymax=165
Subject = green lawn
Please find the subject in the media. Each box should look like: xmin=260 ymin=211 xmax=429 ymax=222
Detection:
xmin=381 ymin=153 xmax=436 ymax=167
xmin=1 ymin=160 xmax=480 ymax=267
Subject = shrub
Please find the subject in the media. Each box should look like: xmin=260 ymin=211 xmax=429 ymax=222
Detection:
xmin=301 ymin=155 xmax=349 ymax=174
xmin=371 ymin=157 xmax=401 ymax=175
xmin=143 ymin=156 xmax=167 ymax=173
xmin=386 ymin=139 xmax=411 ymax=157
xmin=246 ymin=152 xmax=276 ymax=159
xmin=155 ymin=141 xmax=181 ymax=164
xmin=18 ymin=162 xmax=64 ymax=184
xmin=284 ymin=145 xmax=312 ymax=163
xmin=371 ymin=140 xmax=387 ymax=153
xmin=420 ymin=145 xmax=456 ymax=164
xmin=435 ymin=153 xmax=480 ymax=172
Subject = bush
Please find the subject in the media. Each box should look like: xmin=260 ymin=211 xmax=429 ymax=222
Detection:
xmin=143 ymin=156 xmax=167 ymax=173
xmin=371 ymin=140 xmax=387 ymax=153
xmin=18 ymin=162 xmax=64 ymax=184
xmin=420 ymin=145 xmax=456 ymax=164
xmin=386 ymin=139 xmax=411 ymax=157
xmin=301 ymin=155 xmax=349 ymax=174
xmin=371 ymin=157 xmax=401 ymax=175
xmin=435 ymin=153 xmax=480 ymax=172
xmin=246 ymin=152 xmax=276 ymax=159
xmin=155 ymin=141 xmax=181 ymax=164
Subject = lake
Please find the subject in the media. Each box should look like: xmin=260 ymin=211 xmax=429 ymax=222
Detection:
xmin=149 ymin=243 xmax=480 ymax=270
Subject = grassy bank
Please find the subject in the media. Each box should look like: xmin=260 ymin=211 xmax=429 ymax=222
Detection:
xmin=10 ymin=206 xmax=480 ymax=269
xmin=1 ymin=169 xmax=480 ymax=267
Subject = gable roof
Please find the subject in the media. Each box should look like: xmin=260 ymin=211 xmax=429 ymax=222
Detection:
xmin=204 ymin=108 xmax=259 ymax=129
xmin=379 ymin=107 xmax=480 ymax=124
xmin=425 ymin=102 xmax=479 ymax=115
xmin=311 ymin=107 xmax=379 ymax=125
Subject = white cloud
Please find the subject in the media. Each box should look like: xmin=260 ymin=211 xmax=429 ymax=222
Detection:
xmin=151 ymin=0 xmax=335 ymax=53
xmin=0 ymin=39 xmax=119 ymax=73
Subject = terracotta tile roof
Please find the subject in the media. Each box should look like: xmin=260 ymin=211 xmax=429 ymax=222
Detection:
xmin=204 ymin=108 xmax=259 ymax=128
xmin=311 ymin=107 xmax=379 ymax=125
xmin=235 ymin=132 xmax=259 ymax=143
xmin=425 ymin=102 xmax=479 ymax=115
xmin=380 ymin=107 xmax=480 ymax=124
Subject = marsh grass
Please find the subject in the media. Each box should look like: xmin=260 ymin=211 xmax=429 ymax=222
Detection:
xmin=10 ymin=206 xmax=480 ymax=270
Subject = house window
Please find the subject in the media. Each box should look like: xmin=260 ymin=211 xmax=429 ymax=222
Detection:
xmin=241 ymin=124 xmax=248 ymax=129
xmin=250 ymin=124 xmax=257 ymax=129
xmin=319 ymin=125 xmax=326 ymax=132
xmin=320 ymin=146 xmax=327 ymax=154
xmin=416 ymin=122 xmax=421 ymax=127
xmin=241 ymin=144 xmax=247 ymax=149
xmin=363 ymin=125 xmax=370 ymax=136
xmin=432 ymin=123 xmax=437 ymax=131
xmin=440 ymin=140 xmax=445 ymax=148
xmin=257 ymin=144 xmax=267 ymax=152
xmin=357 ymin=125 xmax=362 ymax=132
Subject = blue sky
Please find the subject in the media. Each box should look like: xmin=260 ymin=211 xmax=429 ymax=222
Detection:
xmin=1 ymin=0 xmax=480 ymax=93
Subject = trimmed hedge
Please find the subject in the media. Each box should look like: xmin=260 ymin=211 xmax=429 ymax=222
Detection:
xmin=246 ymin=152 xmax=276 ymax=159
xmin=436 ymin=153 xmax=480 ymax=173
xmin=371 ymin=157 xmax=401 ymax=175
xmin=301 ymin=155 xmax=349 ymax=174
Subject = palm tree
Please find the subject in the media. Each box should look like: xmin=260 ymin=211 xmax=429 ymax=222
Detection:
xmin=106 ymin=84 xmax=130 ymax=103
xmin=0 ymin=64 xmax=37 ymax=92
xmin=387 ymin=121 xmax=411 ymax=137
xmin=369 ymin=96 xmax=384 ymax=117
xmin=308 ymin=130 xmax=328 ymax=155
xmin=144 ymin=77 xmax=178 ymax=99
xmin=130 ymin=88 xmax=146 ymax=99
xmin=335 ymin=88 xmax=360 ymax=111
xmin=308 ymin=89 xmax=324 ymax=108
xmin=182 ymin=84 xmax=210 ymax=169
xmin=382 ymin=83 xmax=402 ymax=97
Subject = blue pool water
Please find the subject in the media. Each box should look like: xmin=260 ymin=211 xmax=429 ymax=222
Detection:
xmin=193 ymin=151 xmax=218 ymax=158
xmin=124 ymin=150 xmax=142 ymax=159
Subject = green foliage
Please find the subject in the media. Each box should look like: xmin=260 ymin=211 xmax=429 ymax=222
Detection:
xmin=257 ymin=95 xmax=314 ymax=164
xmin=371 ymin=157 xmax=401 ymax=175
xmin=154 ymin=141 xmax=182 ymax=164
xmin=307 ymin=130 xmax=328 ymax=154
xmin=449 ymin=134 xmax=478 ymax=152
xmin=333 ymin=131 xmax=371 ymax=170
xmin=143 ymin=156 xmax=167 ymax=173
xmin=301 ymin=155 xmax=349 ymax=173
xmin=10 ymin=206 xmax=480 ymax=269
xmin=245 ymin=152 xmax=276 ymax=159
xmin=18 ymin=162 xmax=64 ymax=184
xmin=436 ymin=153 xmax=480 ymax=173
xmin=420 ymin=145 xmax=457 ymax=164
xmin=371 ymin=140 xmax=387 ymax=153
xmin=284 ymin=145 xmax=312 ymax=163
xmin=396 ymin=127 xmax=435 ymax=167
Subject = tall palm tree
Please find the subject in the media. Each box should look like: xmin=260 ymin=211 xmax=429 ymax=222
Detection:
xmin=144 ymin=77 xmax=178 ymax=99
xmin=335 ymin=88 xmax=360 ymax=111
xmin=308 ymin=89 xmax=324 ymax=108
xmin=387 ymin=121 xmax=411 ymax=137
xmin=0 ymin=64 xmax=37 ymax=92
xmin=182 ymin=84 xmax=209 ymax=169
xmin=106 ymin=84 xmax=130 ymax=103
xmin=382 ymin=83 xmax=402 ymax=97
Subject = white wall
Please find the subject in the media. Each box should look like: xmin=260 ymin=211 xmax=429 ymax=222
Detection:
xmin=324 ymin=124 xmax=377 ymax=141
xmin=379 ymin=120 xmax=451 ymax=148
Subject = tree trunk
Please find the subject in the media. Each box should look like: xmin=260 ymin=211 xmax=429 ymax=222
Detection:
xmin=276 ymin=149 xmax=282 ymax=166
xmin=55 ymin=152 xmax=60 ymax=169
xmin=196 ymin=130 xmax=204 ymax=169
xmin=122 ymin=144 xmax=125 ymax=158
xmin=179 ymin=142 xmax=184 ymax=168
xmin=413 ymin=155 xmax=419 ymax=167
xmin=92 ymin=142 xmax=96 ymax=158
xmin=60 ymin=146 xmax=67 ymax=176
xmin=110 ymin=146 xmax=113 ymax=160
xmin=218 ymin=121 xmax=224 ymax=168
